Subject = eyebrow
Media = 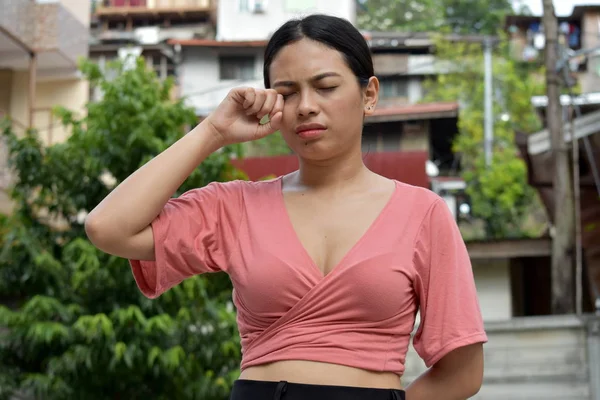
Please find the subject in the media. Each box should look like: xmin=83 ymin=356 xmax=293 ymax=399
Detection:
xmin=272 ymin=72 xmax=342 ymax=88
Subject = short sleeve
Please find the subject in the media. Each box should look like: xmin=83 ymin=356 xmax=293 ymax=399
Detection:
xmin=412 ymin=198 xmax=488 ymax=367
xmin=129 ymin=181 xmax=243 ymax=299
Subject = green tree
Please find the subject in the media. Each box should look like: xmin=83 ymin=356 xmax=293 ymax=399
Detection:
xmin=244 ymin=131 xmax=291 ymax=157
xmin=423 ymin=35 xmax=546 ymax=239
xmin=0 ymin=58 xmax=245 ymax=399
xmin=357 ymin=0 xmax=514 ymax=34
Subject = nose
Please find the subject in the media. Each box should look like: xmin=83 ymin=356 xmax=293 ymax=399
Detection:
xmin=297 ymin=91 xmax=319 ymax=117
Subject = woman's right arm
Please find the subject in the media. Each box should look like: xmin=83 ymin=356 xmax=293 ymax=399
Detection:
xmin=84 ymin=121 xmax=224 ymax=261
xmin=84 ymin=87 xmax=284 ymax=261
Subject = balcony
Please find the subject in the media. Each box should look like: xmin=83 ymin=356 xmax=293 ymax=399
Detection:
xmin=0 ymin=0 xmax=36 ymax=50
xmin=95 ymin=0 xmax=215 ymax=19
xmin=0 ymin=0 xmax=89 ymax=73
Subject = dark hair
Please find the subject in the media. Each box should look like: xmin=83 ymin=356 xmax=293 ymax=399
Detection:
xmin=263 ymin=14 xmax=374 ymax=89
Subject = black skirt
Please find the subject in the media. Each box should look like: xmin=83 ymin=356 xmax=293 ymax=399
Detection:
xmin=229 ymin=379 xmax=406 ymax=400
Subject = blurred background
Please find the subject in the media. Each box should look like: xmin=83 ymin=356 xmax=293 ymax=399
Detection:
xmin=1 ymin=0 xmax=599 ymax=399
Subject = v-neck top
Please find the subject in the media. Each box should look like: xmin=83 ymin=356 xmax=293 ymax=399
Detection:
xmin=129 ymin=177 xmax=488 ymax=375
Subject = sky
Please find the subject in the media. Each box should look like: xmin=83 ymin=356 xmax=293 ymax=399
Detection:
xmin=513 ymin=0 xmax=600 ymax=16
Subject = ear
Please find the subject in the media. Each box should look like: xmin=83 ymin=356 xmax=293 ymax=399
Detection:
xmin=363 ymin=76 xmax=379 ymax=116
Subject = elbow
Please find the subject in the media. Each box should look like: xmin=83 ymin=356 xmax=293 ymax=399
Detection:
xmin=464 ymin=374 xmax=483 ymax=398
xmin=84 ymin=212 xmax=115 ymax=251
xmin=84 ymin=213 xmax=103 ymax=246
xmin=431 ymin=342 xmax=485 ymax=398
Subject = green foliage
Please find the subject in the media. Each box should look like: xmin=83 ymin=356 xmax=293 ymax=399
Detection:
xmin=243 ymin=115 xmax=291 ymax=157
xmin=423 ymin=35 xmax=546 ymax=239
xmin=0 ymin=58 xmax=245 ymax=399
xmin=245 ymin=131 xmax=291 ymax=157
xmin=357 ymin=0 xmax=514 ymax=34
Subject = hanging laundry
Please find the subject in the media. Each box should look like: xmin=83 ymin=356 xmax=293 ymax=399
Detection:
xmin=569 ymin=26 xmax=580 ymax=48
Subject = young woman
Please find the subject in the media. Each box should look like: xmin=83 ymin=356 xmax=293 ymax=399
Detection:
xmin=85 ymin=14 xmax=487 ymax=400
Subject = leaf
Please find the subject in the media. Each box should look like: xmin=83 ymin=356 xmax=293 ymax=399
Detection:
xmin=0 ymin=56 xmax=242 ymax=399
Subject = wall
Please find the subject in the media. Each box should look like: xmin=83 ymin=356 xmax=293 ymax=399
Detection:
xmin=217 ymin=0 xmax=356 ymax=41
xmin=0 ymin=70 xmax=13 ymax=114
xmin=580 ymin=11 xmax=600 ymax=93
xmin=180 ymin=46 xmax=264 ymax=115
xmin=8 ymin=71 xmax=89 ymax=144
xmin=58 ymin=0 xmax=91 ymax=27
xmin=473 ymin=259 xmax=513 ymax=322
xmin=403 ymin=316 xmax=593 ymax=399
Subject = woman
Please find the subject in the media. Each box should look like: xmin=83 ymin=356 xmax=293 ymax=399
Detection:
xmin=85 ymin=14 xmax=487 ymax=400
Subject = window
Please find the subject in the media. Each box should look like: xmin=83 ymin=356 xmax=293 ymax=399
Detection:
xmin=219 ymin=56 xmax=256 ymax=80
xmin=379 ymin=77 xmax=409 ymax=100
xmin=285 ymin=0 xmax=316 ymax=11
xmin=239 ymin=0 xmax=249 ymax=12
xmin=239 ymin=0 xmax=268 ymax=13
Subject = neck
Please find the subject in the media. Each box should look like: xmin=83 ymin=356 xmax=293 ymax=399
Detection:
xmin=294 ymin=147 xmax=369 ymax=190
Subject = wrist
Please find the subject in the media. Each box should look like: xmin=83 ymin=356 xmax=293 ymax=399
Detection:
xmin=192 ymin=119 xmax=227 ymax=152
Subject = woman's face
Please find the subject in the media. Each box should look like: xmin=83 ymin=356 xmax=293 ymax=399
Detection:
xmin=269 ymin=38 xmax=378 ymax=160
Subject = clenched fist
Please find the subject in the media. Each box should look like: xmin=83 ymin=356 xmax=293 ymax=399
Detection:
xmin=205 ymin=87 xmax=284 ymax=146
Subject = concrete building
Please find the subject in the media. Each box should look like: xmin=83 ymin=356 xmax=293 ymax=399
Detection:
xmin=175 ymin=0 xmax=356 ymax=117
xmin=216 ymin=0 xmax=355 ymax=41
xmin=0 ymin=0 xmax=91 ymax=214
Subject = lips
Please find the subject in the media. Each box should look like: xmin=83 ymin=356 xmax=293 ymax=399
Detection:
xmin=295 ymin=123 xmax=326 ymax=140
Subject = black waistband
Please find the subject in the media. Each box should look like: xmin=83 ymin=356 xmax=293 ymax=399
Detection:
xmin=230 ymin=379 xmax=406 ymax=400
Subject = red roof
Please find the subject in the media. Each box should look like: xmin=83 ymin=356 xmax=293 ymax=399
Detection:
xmin=231 ymin=151 xmax=429 ymax=188
xmin=370 ymin=102 xmax=459 ymax=117
xmin=171 ymin=33 xmax=372 ymax=47
xmin=169 ymin=39 xmax=268 ymax=47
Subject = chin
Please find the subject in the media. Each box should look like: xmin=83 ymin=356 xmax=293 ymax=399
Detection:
xmin=291 ymin=139 xmax=345 ymax=161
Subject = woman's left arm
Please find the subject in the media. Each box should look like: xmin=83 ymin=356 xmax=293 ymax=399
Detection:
xmin=409 ymin=197 xmax=488 ymax=399
xmin=405 ymin=343 xmax=484 ymax=400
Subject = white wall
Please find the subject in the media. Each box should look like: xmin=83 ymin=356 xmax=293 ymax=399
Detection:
xmin=473 ymin=259 xmax=513 ymax=322
xmin=404 ymin=316 xmax=591 ymax=399
xmin=408 ymin=78 xmax=423 ymax=104
xmin=58 ymin=0 xmax=91 ymax=27
xmin=217 ymin=0 xmax=356 ymax=41
xmin=180 ymin=47 xmax=265 ymax=115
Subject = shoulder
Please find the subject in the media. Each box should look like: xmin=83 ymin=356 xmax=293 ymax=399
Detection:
xmin=391 ymin=180 xmax=446 ymax=217
xmin=180 ymin=177 xmax=280 ymax=201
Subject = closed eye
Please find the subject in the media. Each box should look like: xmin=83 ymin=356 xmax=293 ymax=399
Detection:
xmin=319 ymin=87 xmax=337 ymax=93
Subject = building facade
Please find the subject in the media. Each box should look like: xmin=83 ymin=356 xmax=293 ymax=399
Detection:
xmin=0 ymin=0 xmax=90 ymax=214
xmin=216 ymin=0 xmax=355 ymax=41
xmin=506 ymin=6 xmax=600 ymax=94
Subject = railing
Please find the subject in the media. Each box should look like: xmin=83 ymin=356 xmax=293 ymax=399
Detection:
xmin=99 ymin=0 xmax=212 ymax=10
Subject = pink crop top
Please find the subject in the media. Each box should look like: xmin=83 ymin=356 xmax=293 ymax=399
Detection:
xmin=129 ymin=177 xmax=487 ymax=375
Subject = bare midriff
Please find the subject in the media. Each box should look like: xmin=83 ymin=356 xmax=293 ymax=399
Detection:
xmin=239 ymin=360 xmax=403 ymax=390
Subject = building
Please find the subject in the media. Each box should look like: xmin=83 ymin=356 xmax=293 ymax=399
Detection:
xmin=88 ymin=3 xmax=600 ymax=396
xmin=501 ymin=109 xmax=600 ymax=400
xmin=505 ymin=5 xmax=600 ymax=93
xmin=90 ymin=0 xmax=215 ymax=75
xmin=175 ymin=0 xmax=356 ymax=117
xmin=216 ymin=0 xmax=356 ymax=41
xmin=0 ymin=0 xmax=91 ymax=214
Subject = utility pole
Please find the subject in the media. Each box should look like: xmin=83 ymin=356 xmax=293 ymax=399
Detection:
xmin=484 ymin=36 xmax=493 ymax=167
xmin=542 ymin=0 xmax=575 ymax=314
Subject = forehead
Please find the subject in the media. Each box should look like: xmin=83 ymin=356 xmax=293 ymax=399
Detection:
xmin=269 ymin=38 xmax=352 ymax=81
